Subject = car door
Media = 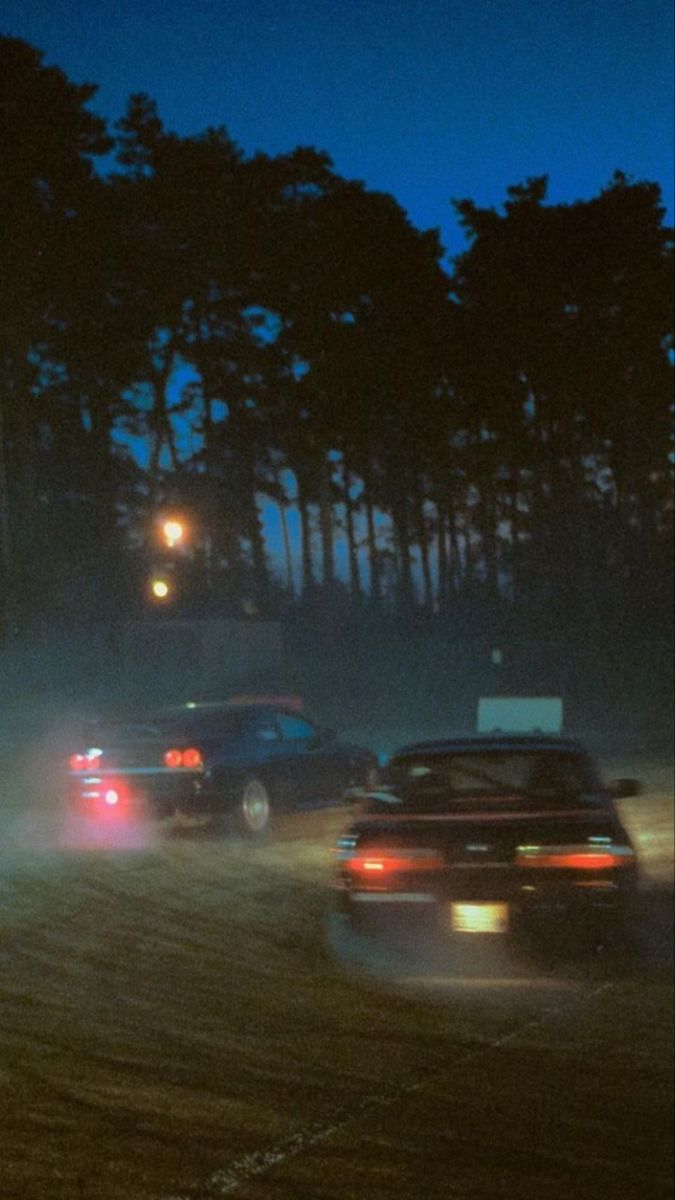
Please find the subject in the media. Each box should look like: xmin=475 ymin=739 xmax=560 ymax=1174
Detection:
xmin=276 ymin=713 xmax=346 ymax=808
xmin=246 ymin=710 xmax=309 ymax=809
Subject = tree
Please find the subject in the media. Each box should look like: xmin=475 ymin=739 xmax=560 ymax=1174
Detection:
xmin=0 ymin=37 xmax=111 ymax=631
xmin=449 ymin=174 xmax=674 ymax=629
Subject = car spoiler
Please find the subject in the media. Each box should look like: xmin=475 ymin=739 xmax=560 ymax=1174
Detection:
xmin=229 ymin=693 xmax=304 ymax=712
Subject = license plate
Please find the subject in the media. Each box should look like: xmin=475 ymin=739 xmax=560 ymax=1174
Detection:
xmin=449 ymin=902 xmax=510 ymax=934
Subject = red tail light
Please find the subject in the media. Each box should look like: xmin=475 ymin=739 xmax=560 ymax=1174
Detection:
xmin=163 ymin=747 xmax=203 ymax=769
xmin=69 ymin=750 xmax=102 ymax=770
xmin=77 ymin=776 xmax=131 ymax=815
xmin=516 ymin=844 xmax=635 ymax=870
xmin=347 ymin=850 xmax=444 ymax=874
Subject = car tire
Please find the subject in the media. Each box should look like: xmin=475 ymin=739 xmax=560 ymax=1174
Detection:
xmin=235 ymin=777 xmax=273 ymax=838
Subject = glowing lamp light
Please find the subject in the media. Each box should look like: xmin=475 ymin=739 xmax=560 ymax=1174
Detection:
xmin=150 ymin=577 xmax=171 ymax=601
xmin=104 ymin=789 xmax=120 ymax=806
xmin=160 ymin=517 xmax=186 ymax=548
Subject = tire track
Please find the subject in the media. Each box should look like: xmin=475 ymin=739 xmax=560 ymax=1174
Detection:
xmin=164 ymin=981 xmax=614 ymax=1199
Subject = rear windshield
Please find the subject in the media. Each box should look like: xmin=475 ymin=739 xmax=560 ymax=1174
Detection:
xmin=379 ymin=750 xmax=604 ymax=812
xmin=84 ymin=709 xmax=246 ymax=745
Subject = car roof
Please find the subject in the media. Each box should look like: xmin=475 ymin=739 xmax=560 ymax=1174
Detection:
xmin=391 ymin=735 xmax=589 ymax=757
xmin=147 ymin=701 xmax=307 ymax=721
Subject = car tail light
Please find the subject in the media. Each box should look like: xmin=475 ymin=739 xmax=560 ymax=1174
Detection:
xmin=347 ymin=849 xmax=444 ymax=874
xmin=77 ymin=776 xmax=131 ymax=814
xmin=516 ymin=844 xmax=635 ymax=870
xmin=69 ymin=749 xmax=102 ymax=770
xmin=163 ymin=747 xmax=203 ymax=769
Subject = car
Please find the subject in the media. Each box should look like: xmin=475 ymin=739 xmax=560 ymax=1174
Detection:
xmin=334 ymin=735 xmax=640 ymax=956
xmin=67 ymin=696 xmax=376 ymax=836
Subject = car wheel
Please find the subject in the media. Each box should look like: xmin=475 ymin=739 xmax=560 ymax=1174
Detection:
xmin=237 ymin=778 xmax=273 ymax=837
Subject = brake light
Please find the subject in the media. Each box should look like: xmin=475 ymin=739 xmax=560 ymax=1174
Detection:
xmin=516 ymin=844 xmax=634 ymax=870
xmin=69 ymin=749 xmax=102 ymax=770
xmin=347 ymin=850 xmax=444 ymax=874
xmin=77 ymin=776 xmax=131 ymax=813
xmin=163 ymin=747 xmax=203 ymax=769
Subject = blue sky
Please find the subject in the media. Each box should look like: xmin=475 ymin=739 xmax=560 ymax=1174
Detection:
xmin=3 ymin=0 xmax=673 ymax=261
xmin=3 ymin=0 xmax=673 ymax=590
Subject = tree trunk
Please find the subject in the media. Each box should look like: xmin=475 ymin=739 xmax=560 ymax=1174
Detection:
xmin=318 ymin=453 xmax=335 ymax=587
xmin=391 ymin=492 xmax=415 ymax=613
xmin=296 ymin=473 xmax=315 ymax=597
xmin=342 ymin=454 xmax=362 ymax=600
xmin=361 ymin=457 xmax=382 ymax=605
xmin=149 ymin=352 xmax=179 ymax=474
xmin=0 ymin=387 xmax=12 ymax=637
xmin=237 ymin=425 xmax=268 ymax=611
xmin=276 ymin=475 xmax=295 ymax=599
xmin=436 ymin=499 xmax=449 ymax=613
xmin=446 ymin=500 xmax=463 ymax=594
xmin=414 ymin=475 xmax=433 ymax=610
xmin=477 ymin=466 xmax=499 ymax=602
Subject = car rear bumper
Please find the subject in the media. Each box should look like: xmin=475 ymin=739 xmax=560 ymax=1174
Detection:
xmin=336 ymin=867 xmax=637 ymax=944
xmin=67 ymin=768 xmax=209 ymax=820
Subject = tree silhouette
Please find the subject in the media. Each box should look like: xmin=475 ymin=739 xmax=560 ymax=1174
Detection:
xmin=1 ymin=37 xmax=672 ymax=643
xmin=0 ymin=37 xmax=111 ymax=630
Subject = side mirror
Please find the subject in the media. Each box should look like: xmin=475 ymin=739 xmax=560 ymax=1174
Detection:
xmin=311 ymin=727 xmax=336 ymax=749
xmin=607 ymin=777 xmax=642 ymax=800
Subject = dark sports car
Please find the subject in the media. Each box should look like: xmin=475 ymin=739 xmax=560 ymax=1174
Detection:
xmin=335 ymin=735 xmax=640 ymax=954
xmin=67 ymin=697 xmax=376 ymax=836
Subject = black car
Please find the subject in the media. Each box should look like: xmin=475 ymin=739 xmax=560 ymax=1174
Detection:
xmin=67 ymin=697 xmax=376 ymax=836
xmin=335 ymin=735 xmax=640 ymax=953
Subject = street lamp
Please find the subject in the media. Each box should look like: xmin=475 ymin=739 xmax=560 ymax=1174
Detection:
xmin=149 ymin=575 xmax=173 ymax=602
xmin=160 ymin=517 xmax=187 ymax=549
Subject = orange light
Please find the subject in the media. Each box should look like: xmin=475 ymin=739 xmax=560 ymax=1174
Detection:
xmin=159 ymin=517 xmax=188 ymax=548
xmin=348 ymin=852 xmax=444 ymax=874
xmin=164 ymin=748 xmax=183 ymax=768
xmin=150 ymin=576 xmax=172 ymax=601
xmin=516 ymin=849 xmax=630 ymax=870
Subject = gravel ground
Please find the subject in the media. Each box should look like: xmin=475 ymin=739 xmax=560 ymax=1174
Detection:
xmin=0 ymin=742 xmax=672 ymax=1200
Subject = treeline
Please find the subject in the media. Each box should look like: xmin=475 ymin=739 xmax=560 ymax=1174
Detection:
xmin=1 ymin=37 xmax=673 ymax=640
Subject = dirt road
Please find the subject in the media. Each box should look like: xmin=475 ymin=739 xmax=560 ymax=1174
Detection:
xmin=0 ymin=757 xmax=672 ymax=1200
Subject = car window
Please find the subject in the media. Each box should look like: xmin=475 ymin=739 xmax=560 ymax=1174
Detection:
xmin=277 ymin=714 xmax=316 ymax=742
xmin=176 ymin=711 xmax=245 ymax=740
xmin=251 ymin=716 xmax=282 ymax=742
xmin=382 ymin=751 xmax=604 ymax=811
xmin=119 ymin=707 xmax=247 ymax=742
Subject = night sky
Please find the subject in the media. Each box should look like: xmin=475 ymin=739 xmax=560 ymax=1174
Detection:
xmin=3 ymin=0 xmax=673 ymax=261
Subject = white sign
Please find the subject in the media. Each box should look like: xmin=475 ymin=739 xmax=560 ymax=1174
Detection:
xmin=477 ymin=696 xmax=563 ymax=734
